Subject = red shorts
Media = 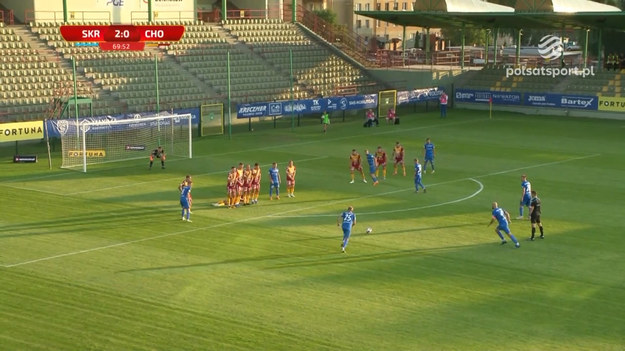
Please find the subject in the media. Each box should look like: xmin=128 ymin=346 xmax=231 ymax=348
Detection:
xmin=287 ymin=179 xmax=295 ymax=186
xmin=394 ymin=157 xmax=403 ymax=164
xmin=351 ymin=163 xmax=362 ymax=171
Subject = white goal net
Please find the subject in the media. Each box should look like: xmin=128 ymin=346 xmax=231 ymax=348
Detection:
xmin=60 ymin=114 xmax=193 ymax=172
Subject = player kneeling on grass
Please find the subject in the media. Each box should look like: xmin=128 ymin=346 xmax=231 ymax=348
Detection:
xmin=180 ymin=180 xmax=192 ymax=222
xmin=488 ymin=202 xmax=519 ymax=248
xmin=149 ymin=146 xmax=166 ymax=169
xmin=338 ymin=206 xmax=356 ymax=253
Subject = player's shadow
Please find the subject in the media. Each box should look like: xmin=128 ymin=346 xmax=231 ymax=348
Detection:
xmin=263 ymin=244 xmax=489 ymax=270
xmin=117 ymin=252 xmax=323 ymax=273
xmin=289 ymin=222 xmax=483 ymax=242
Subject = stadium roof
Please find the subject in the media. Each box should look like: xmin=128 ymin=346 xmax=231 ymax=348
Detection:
xmin=354 ymin=0 xmax=625 ymax=30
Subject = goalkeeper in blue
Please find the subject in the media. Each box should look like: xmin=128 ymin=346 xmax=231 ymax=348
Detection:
xmin=413 ymin=158 xmax=426 ymax=193
xmin=338 ymin=206 xmax=357 ymax=253
xmin=180 ymin=180 xmax=192 ymax=222
xmin=488 ymin=202 xmax=519 ymax=248
xmin=364 ymin=149 xmax=379 ymax=186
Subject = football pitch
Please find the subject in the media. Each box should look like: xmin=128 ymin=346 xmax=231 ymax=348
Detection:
xmin=1 ymin=109 xmax=624 ymax=350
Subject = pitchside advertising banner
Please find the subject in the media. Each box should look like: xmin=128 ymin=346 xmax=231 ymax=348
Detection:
xmin=236 ymin=94 xmax=378 ymax=118
xmin=524 ymin=93 xmax=598 ymax=110
xmin=0 ymin=121 xmax=44 ymax=142
xmin=45 ymin=108 xmax=199 ymax=138
xmin=456 ymin=89 xmax=598 ymax=110
xmin=397 ymin=87 xmax=442 ymax=105
xmin=455 ymin=89 xmax=522 ymax=105
xmin=598 ymin=96 xmax=625 ymax=112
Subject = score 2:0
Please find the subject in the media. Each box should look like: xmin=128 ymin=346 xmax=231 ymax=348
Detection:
xmin=59 ymin=25 xmax=185 ymax=42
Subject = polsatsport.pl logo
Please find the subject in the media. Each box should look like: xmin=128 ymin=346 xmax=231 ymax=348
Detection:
xmin=506 ymin=66 xmax=596 ymax=79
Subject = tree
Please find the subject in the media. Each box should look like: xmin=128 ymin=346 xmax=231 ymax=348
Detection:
xmin=441 ymin=28 xmax=489 ymax=47
xmin=313 ymin=9 xmax=337 ymax=25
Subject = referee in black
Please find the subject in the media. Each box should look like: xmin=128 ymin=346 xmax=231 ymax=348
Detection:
xmin=529 ymin=190 xmax=544 ymax=240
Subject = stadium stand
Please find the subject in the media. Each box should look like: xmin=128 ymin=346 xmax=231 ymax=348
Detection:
xmin=0 ymin=18 xmax=384 ymax=122
xmin=460 ymin=66 xmax=625 ymax=97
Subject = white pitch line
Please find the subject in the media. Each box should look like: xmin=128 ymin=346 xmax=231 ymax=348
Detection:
xmin=0 ymin=156 xmax=328 ymax=197
xmin=3 ymin=118 xmax=484 ymax=184
xmin=65 ymin=155 xmax=329 ymax=196
xmin=474 ymin=153 xmax=600 ymax=178
xmin=271 ymin=178 xmax=483 ymax=218
xmin=1 ymin=153 xmax=597 ymax=268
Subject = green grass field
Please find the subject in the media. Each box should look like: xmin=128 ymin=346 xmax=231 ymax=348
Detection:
xmin=1 ymin=109 xmax=624 ymax=350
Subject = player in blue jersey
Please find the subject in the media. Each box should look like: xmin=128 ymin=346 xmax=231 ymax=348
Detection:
xmin=423 ymin=138 xmax=435 ymax=174
xmin=268 ymin=162 xmax=281 ymax=200
xmin=364 ymin=149 xmax=379 ymax=186
xmin=337 ymin=206 xmax=357 ymax=253
xmin=488 ymin=202 xmax=519 ymax=248
xmin=413 ymin=158 xmax=426 ymax=193
xmin=518 ymin=174 xmax=532 ymax=219
xmin=180 ymin=180 xmax=192 ymax=222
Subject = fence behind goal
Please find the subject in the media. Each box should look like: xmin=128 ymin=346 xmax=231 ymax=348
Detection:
xmin=60 ymin=114 xmax=193 ymax=172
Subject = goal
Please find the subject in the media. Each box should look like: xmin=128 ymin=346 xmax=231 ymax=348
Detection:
xmin=378 ymin=90 xmax=397 ymax=120
xmin=60 ymin=114 xmax=193 ymax=172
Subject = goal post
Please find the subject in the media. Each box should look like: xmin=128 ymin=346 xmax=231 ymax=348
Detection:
xmin=60 ymin=114 xmax=192 ymax=172
xmin=378 ymin=90 xmax=397 ymax=120
xmin=200 ymin=103 xmax=224 ymax=136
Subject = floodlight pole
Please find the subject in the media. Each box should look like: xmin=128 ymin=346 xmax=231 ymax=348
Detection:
xmin=148 ymin=0 xmax=152 ymax=22
xmin=493 ymin=28 xmax=499 ymax=66
xmin=583 ymin=28 xmax=589 ymax=69
xmin=560 ymin=26 xmax=565 ymax=68
xmin=290 ymin=48 xmax=294 ymax=131
xmin=485 ymin=29 xmax=490 ymax=66
xmin=63 ymin=0 xmax=68 ymax=23
xmin=402 ymin=25 xmax=406 ymax=67
xmin=292 ymin=0 xmax=297 ymax=23
xmin=460 ymin=23 xmax=465 ymax=70
xmin=516 ymin=29 xmax=522 ymax=67
xmin=227 ymin=51 xmax=232 ymax=139
xmin=155 ymin=54 xmax=160 ymax=114
xmin=222 ymin=0 xmax=227 ymax=22
xmin=598 ymin=29 xmax=603 ymax=71
xmin=425 ymin=27 xmax=430 ymax=65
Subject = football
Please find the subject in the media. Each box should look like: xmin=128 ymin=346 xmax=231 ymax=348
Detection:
xmin=366 ymin=227 xmax=372 ymax=234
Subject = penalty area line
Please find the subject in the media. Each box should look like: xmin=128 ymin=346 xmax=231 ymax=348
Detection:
xmin=0 ymin=153 xmax=596 ymax=268
xmin=270 ymin=178 xmax=484 ymax=218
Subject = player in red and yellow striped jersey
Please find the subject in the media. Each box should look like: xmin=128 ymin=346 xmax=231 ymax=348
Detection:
xmin=392 ymin=141 xmax=406 ymax=176
xmin=375 ymin=146 xmax=387 ymax=180
xmin=242 ymin=164 xmax=253 ymax=205
xmin=227 ymin=166 xmax=238 ymax=208
xmin=250 ymin=163 xmax=262 ymax=204
xmin=286 ymin=160 xmax=297 ymax=198
xmin=349 ymin=149 xmax=367 ymax=184
xmin=234 ymin=162 xmax=244 ymax=207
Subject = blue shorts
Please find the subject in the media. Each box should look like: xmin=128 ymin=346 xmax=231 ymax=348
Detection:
xmin=369 ymin=166 xmax=376 ymax=174
xmin=497 ymin=224 xmax=511 ymax=235
xmin=425 ymin=155 xmax=434 ymax=161
xmin=521 ymin=194 xmax=531 ymax=207
xmin=180 ymin=197 xmax=189 ymax=209
xmin=342 ymin=226 xmax=352 ymax=240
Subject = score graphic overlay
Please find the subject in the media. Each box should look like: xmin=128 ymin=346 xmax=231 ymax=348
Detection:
xmin=60 ymin=25 xmax=185 ymax=51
